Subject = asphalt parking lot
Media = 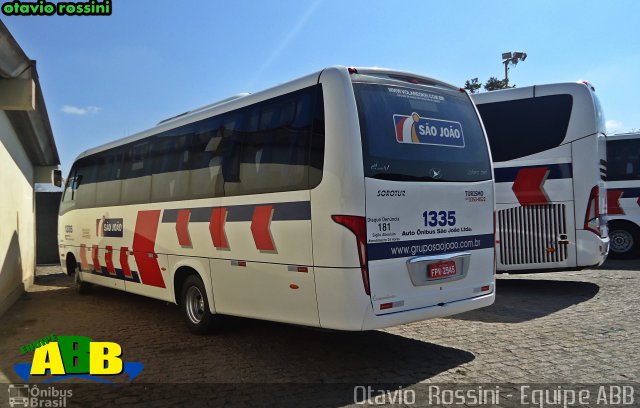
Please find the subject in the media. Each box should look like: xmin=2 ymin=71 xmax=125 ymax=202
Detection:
xmin=0 ymin=260 xmax=638 ymax=407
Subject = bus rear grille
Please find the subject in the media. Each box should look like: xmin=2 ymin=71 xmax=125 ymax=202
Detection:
xmin=497 ymin=204 xmax=568 ymax=265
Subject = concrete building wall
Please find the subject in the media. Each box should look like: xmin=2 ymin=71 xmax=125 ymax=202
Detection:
xmin=0 ymin=110 xmax=35 ymax=316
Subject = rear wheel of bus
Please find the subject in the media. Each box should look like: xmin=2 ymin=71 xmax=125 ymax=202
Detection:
xmin=608 ymin=221 xmax=640 ymax=259
xmin=180 ymin=275 xmax=222 ymax=334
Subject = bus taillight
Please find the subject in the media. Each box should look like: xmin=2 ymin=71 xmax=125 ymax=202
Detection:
xmin=332 ymin=215 xmax=370 ymax=296
xmin=584 ymin=185 xmax=602 ymax=236
xmin=579 ymin=80 xmax=596 ymax=91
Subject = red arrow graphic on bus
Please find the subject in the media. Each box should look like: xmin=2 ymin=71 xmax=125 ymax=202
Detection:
xmin=176 ymin=209 xmax=192 ymax=247
xmin=79 ymin=244 xmax=89 ymax=271
xmin=120 ymin=246 xmax=133 ymax=279
xmin=91 ymin=245 xmax=101 ymax=272
xmin=105 ymin=246 xmax=116 ymax=275
xmin=607 ymin=190 xmax=625 ymax=215
xmin=209 ymin=207 xmax=229 ymax=250
xmin=132 ymin=210 xmax=166 ymax=288
xmin=251 ymin=205 xmax=276 ymax=252
xmin=512 ymin=167 xmax=550 ymax=206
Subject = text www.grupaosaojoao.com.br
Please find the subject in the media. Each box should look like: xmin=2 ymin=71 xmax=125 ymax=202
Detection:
xmin=390 ymin=238 xmax=483 ymax=256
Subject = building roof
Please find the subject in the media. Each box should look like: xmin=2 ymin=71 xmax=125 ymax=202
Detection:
xmin=0 ymin=20 xmax=59 ymax=166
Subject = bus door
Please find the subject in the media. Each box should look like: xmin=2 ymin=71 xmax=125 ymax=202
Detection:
xmin=122 ymin=209 xmax=172 ymax=301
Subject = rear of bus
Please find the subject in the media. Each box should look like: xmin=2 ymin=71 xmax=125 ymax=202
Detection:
xmin=472 ymin=82 xmax=608 ymax=272
xmin=572 ymin=82 xmax=609 ymax=267
xmin=312 ymin=67 xmax=495 ymax=330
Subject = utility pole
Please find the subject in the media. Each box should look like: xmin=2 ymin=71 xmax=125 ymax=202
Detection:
xmin=501 ymin=51 xmax=527 ymax=84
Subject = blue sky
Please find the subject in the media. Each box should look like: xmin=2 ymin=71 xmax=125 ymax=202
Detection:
xmin=2 ymin=0 xmax=639 ymax=174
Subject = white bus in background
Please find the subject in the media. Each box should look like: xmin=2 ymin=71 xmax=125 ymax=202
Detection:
xmin=57 ymin=66 xmax=496 ymax=334
xmin=605 ymin=132 xmax=640 ymax=258
xmin=472 ymin=82 xmax=609 ymax=272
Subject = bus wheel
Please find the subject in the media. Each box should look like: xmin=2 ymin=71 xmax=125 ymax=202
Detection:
xmin=180 ymin=275 xmax=222 ymax=334
xmin=65 ymin=254 xmax=77 ymax=276
xmin=608 ymin=221 xmax=640 ymax=259
xmin=75 ymin=268 xmax=93 ymax=294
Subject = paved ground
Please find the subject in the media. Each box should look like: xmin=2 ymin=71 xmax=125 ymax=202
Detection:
xmin=0 ymin=260 xmax=638 ymax=407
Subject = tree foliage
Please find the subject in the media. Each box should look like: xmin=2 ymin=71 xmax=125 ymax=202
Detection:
xmin=484 ymin=77 xmax=513 ymax=91
xmin=463 ymin=78 xmax=482 ymax=94
xmin=463 ymin=77 xmax=515 ymax=93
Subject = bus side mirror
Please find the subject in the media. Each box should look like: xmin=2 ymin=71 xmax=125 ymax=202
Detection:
xmin=52 ymin=169 xmax=62 ymax=187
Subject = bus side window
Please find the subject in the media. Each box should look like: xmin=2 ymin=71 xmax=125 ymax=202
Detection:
xmin=204 ymin=131 xmax=224 ymax=190
xmin=286 ymin=91 xmax=315 ymax=185
xmin=189 ymin=118 xmax=224 ymax=199
xmin=626 ymin=161 xmax=635 ymax=176
xmin=238 ymin=104 xmax=274 ymax=194
xmin=608 ymin=139 xmax=640 ymax=181
xmin=151 ymin=132 xmax=191 ymax=202
xmin=75 ymin=157 xmax=98 ymax=209
xmin=59 ymin=165 xmax=79 ymax=215
xmin=309 ymin=86 xmax=325 ymax=188
xmin=225 ymin=88 xmax=316 ymax=196
xmin=121 ymin=142 xmax=152 ymax=205
xmin=221 ymin=115 xmax=242 ymax=194
xmin=61 ymin=167 xmax=77 ymax=202
xmin=95 ymin=149 xmax=124 ymax=207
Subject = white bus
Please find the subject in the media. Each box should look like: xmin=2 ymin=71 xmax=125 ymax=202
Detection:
xmin=472 ymin=82 xmax=609 ymax=272
xmin=58 ymin=66 xmax=496 ymax=333
xmin=605 ymin=132 xmax=640 ymax=258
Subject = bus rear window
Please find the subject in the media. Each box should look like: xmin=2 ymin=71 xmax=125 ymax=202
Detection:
xmin=353 ymin=83 xmax=491 ymax=182
xmin=476 ymin=94 xmax=573 ymax=162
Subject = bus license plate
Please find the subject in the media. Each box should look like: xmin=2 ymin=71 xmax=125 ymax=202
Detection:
xmin=428 ymin=261 xmax=457 ymax=279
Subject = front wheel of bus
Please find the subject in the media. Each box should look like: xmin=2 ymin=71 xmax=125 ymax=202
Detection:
xmin=75 ymin=269 xmax=93 ymax=295
xmin=608 ymin=221 xmax=640 ymax=259
xmin=67 ymin=254 xmax=92 ymax=294
xmin=181 ymin=275 xmax=222 ymax=334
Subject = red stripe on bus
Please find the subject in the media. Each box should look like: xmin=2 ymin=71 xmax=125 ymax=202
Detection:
xmin=209 ymin=207 xmax=229 ymax=249
xmin=176 ymin=209 xmax=192 ymax=247
xmin=91 ymin=245 xmax=101 ymax=272
xmin=512 ymin=167 xmax=549 ymax=205
xmin=607 ymin=190 xmax=625 ymax=215
xmin=132 ymin=210 xmax=166 ymax=288
xmin=79 ymin=244 xmax=89 ymax=271
xmin=251 ymin=205 xmax=275 ymax=251
xmin=120 ymin=246 xmax=133 ymax=278
xmin=105 ymin=246 xmax=116 ymax=275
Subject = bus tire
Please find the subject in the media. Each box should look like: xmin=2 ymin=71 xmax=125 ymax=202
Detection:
xmin=608 ymin=221 xmax=640 ymax=259
xmin=180 ymin=274 xmax=222 ymax=334
xmin=75 ymin=268 xmax=93 ymax=295
xmin=65 ymin=254 xmax=77 ymax=276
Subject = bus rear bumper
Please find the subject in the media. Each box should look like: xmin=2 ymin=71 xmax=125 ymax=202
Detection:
xmin=315 ymin=267 xmax=495 ymax=331
xmin=360 ymin=291 xmax=495 ymax=331
xmin=576 ymin=230 xmax=609 ymax=267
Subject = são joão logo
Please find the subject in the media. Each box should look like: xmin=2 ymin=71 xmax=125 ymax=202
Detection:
xmin=14 ymin=336 xmax=143 ymax=384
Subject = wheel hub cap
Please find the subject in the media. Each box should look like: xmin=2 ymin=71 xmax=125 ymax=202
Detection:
xmin=185 ymin=286 xmax=205 ymax=324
